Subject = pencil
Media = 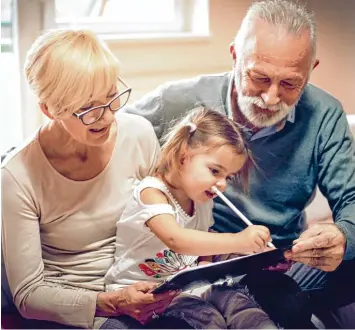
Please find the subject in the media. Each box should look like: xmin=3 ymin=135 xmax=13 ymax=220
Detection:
xmin=211 ymin=186 xmax=276 ymax=249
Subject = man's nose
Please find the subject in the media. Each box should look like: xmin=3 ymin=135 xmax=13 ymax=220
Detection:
xmin=261 ymin=83 xmax=280 ymax=107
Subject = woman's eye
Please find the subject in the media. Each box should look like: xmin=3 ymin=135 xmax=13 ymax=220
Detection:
xmin=80 ymin=104 xmax=93 ymax=111
xmin=108 ymin=91 xmax=118 ymax=98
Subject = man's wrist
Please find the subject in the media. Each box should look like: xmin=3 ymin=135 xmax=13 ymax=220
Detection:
xmin=334 ymin=223 xmax=347 ymax=249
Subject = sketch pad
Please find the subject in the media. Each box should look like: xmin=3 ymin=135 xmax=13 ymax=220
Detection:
xmin=152 ymin=247 xmax=291 ymax=293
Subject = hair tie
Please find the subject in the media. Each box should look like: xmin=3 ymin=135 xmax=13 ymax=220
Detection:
xmin=186 ymin=122 xmax=197 ymax=134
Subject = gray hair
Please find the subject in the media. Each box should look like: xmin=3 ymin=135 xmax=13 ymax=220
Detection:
xmin=235 ymin=0 xmax=316 ymax=58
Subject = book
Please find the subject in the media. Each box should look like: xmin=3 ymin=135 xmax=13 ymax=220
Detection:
xmin=152 ymin=246 xmax=291 ymax=293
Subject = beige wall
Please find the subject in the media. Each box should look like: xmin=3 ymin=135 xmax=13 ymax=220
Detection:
xmin=107 ymin=0 xmax=249 ymax=102
xmin=306 ymin=0 xmax=355 ymax=114
xmin=109 ymin=0 xmax=354 ymax=113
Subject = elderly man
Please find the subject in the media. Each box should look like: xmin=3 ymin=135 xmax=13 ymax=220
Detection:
xmin=124 ymin=0 xmax=355 ymax=327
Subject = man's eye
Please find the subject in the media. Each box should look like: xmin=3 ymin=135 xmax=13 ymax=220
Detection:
xmin=251 ymin=75 xmax=269 ymax=83
xmin=281 ymin=81 xmax=296 ymax=89
xmin=256 ymin=77 xmax=269 ymax=83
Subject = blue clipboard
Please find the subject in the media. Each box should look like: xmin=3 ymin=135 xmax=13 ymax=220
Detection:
xmin=152 ymin=246 xmax=292 ymax=294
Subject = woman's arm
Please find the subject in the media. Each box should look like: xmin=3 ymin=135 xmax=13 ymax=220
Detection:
xmin=2 ymin=168 xmax=98 ymax=328
xmin=96 ymin=282 xmax=178 ymax=324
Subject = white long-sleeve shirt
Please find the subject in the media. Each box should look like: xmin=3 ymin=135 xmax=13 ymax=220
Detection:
xmin=1 ymin=113 xmax=160 ymax=328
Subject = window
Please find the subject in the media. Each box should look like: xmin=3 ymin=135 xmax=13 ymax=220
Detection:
xmin=1 ymin=0 xmax=22 ymax=154
xmin=1 ymin=0 xmax=13 ymax=52
xmin=53 ymin=0 xmax=209 ymax=38
xmin=1 ymin=0 xmax=209 ymax=153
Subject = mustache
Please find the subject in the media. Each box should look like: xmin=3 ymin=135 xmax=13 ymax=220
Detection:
xmin=241 ymin=95 xmax=293 ymax=113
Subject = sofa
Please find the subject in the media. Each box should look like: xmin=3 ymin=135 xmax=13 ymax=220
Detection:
xmin=2 ymin=116 xmax=355 ymax=328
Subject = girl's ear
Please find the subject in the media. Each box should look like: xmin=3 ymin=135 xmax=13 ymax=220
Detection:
xmin=179 ymin=152 xmax=186 ymax=165
xmin=179 ymin=149 xmax=193 ymax=165
xmin=179 ymin=146 xmax=192 ymax=166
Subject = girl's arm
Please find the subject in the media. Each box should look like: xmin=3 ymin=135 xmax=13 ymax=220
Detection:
xmin=142 ymin=188 xmax=269 ymax=256
xmin=198 ymin=256 xmax=213 ymax=266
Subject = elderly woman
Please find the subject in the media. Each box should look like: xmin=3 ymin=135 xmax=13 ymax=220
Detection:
xmin=1 ymin=29 xmax=180 ymax=329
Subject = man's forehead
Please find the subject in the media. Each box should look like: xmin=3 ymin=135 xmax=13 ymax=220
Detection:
xmin=242 ymin=19 xmax=313 ymax=68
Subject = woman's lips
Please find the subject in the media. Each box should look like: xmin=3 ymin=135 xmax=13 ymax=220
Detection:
xmin=89 ymin=126 xmax=108 ymax=134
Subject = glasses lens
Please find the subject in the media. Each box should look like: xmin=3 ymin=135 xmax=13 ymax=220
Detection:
xmin=110 ymin=90 xmax=130 ymax=111
xmin=82 ymin=107 xmax=105 ymax=125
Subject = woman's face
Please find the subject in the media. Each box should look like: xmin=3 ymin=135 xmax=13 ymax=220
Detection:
xmin=59 ymin=84 xmax=119 ymax=147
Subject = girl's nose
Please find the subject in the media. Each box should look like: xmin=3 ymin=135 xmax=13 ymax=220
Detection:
xmin=216 ymin=179 xmax=227 ymax=192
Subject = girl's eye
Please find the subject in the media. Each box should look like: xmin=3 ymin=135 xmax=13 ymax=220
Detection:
xmin=210 ymin=168 xmax=219 ymax=175
xmin=226 ymin=175 xmax=233 ymax=181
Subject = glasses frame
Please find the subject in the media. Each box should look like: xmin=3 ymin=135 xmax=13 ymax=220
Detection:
xmin=72 ymin=77 xmax=132 ymax=125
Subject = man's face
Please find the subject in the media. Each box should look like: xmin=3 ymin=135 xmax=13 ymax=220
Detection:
xmin=233 ymin=19 xmax=314 ymax=128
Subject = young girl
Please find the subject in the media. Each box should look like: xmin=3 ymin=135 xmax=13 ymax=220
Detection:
xmin=105 ymin=107 xmax=277 ymax=328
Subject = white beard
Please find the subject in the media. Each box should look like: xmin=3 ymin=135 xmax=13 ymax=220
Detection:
xmin=234 ymin=68 xmax=301 ymax=128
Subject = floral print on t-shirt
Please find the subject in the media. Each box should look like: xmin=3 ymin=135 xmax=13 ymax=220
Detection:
xmin=138 ymin=249 xmax=198 ymax=279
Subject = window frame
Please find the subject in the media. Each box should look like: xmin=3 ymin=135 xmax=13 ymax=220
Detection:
xmin=43 ymin=0 xmax=209 ymax=40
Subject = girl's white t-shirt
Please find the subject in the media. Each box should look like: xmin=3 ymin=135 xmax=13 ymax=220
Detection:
xmin=105 ymin=176 xmax=214 ymax=289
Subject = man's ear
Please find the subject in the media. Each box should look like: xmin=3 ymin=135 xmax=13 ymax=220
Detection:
xmin=39 ymin=103 xmax=54 ymax=120
xmin=312 ymin=59 xmax=320 ymax=71
xmin=230 ymin=42 xmax=237 ymax=67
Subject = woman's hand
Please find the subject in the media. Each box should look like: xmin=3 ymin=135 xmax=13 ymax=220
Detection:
xmin=96 ymin=281 xmax=180 ymax=324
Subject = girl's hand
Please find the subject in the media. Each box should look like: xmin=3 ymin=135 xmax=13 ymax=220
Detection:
xmin=96 ymin=282 xmax=180 ymax=324
xmin=237 ymin=225 xmax=271 ymax=253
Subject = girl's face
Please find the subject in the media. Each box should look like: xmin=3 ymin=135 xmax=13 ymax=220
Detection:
xmin=179 ymin=145 xmax=246 ymax=203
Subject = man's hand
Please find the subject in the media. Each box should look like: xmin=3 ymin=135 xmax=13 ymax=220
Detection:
xmin=284 ymin=223 xmax=346 ymax=271
xmin=96 ymin=281 xmax=180 ymax=324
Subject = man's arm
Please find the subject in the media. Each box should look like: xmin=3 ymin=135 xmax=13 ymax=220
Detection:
xmin=123 ymin=86 xmax=167 ymax=140
xmin=286 ymin=106 xmax=355 ymax=269
xmin=316 ymin=108 xmax=355 ymax=260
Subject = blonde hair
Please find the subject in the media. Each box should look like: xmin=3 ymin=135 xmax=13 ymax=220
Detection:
xmin=157 ymin=107 xmax=253 ymax=189
xmin=24 ymin=29 xmax=120 ymax=118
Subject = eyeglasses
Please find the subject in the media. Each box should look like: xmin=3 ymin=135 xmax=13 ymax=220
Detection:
xmin=72 ymin=77 xmax=132 ymax=125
